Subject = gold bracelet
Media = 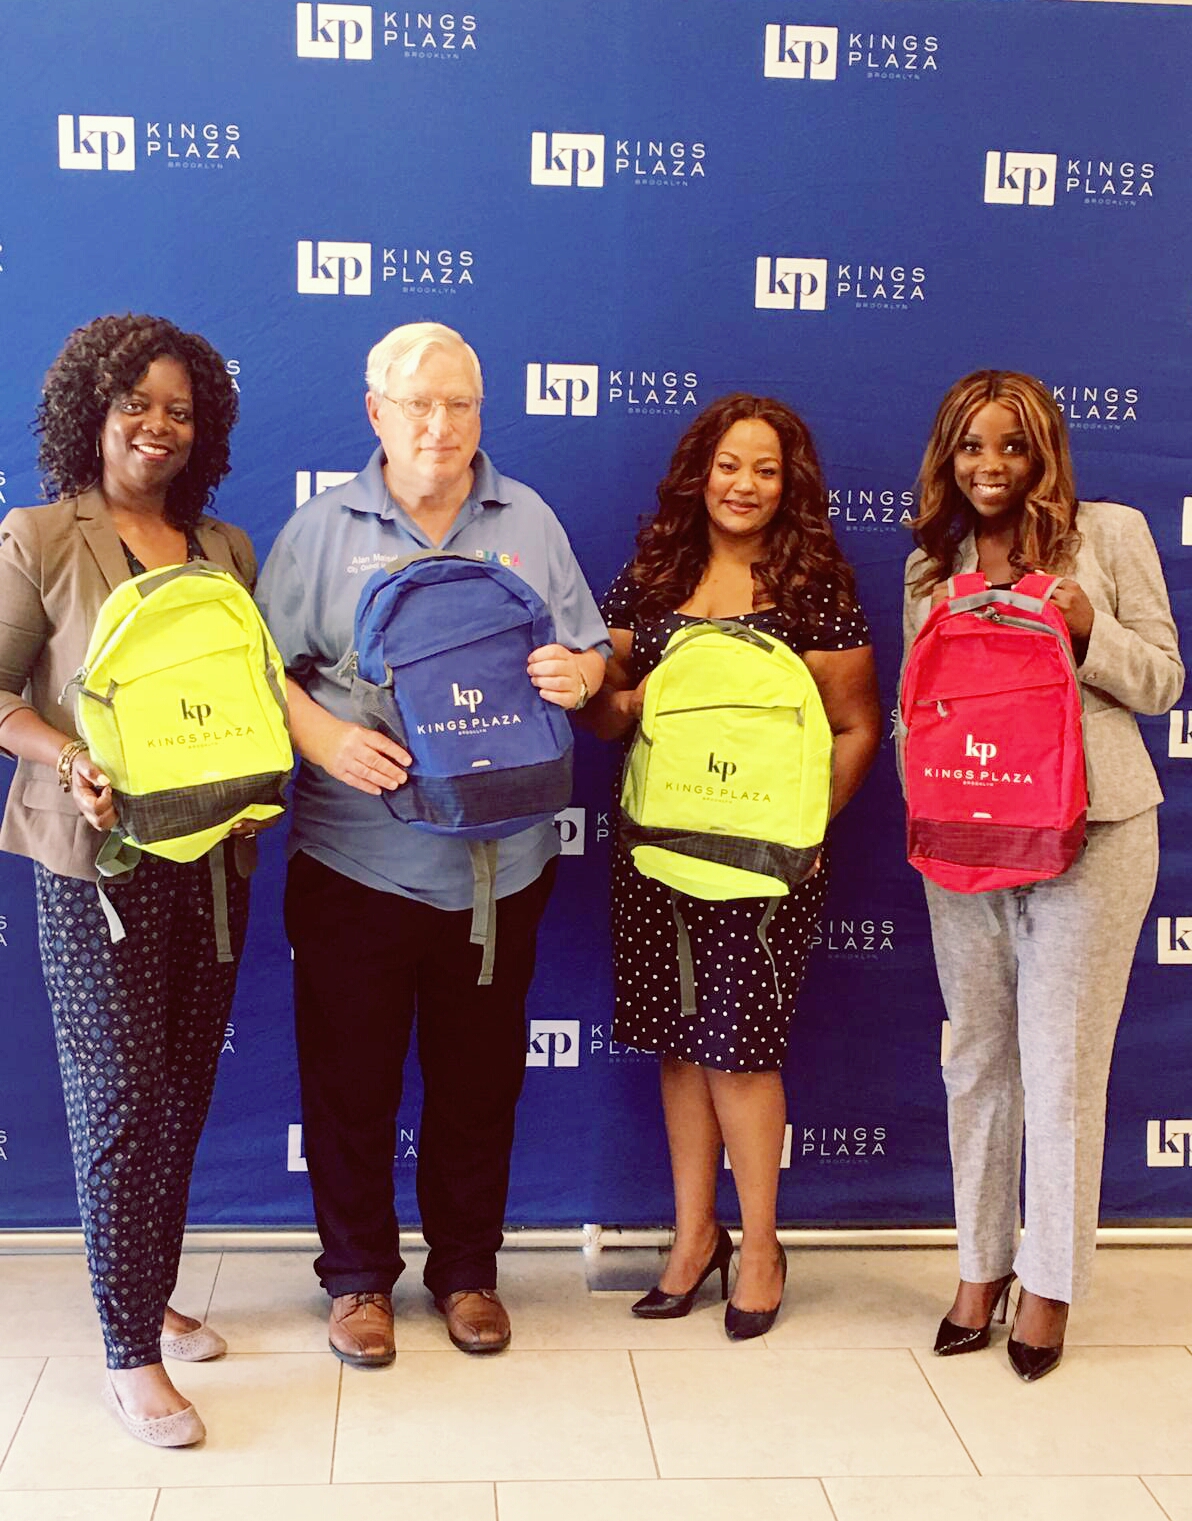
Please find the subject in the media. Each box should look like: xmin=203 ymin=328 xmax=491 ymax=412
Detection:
xmin=56 ymin=739 xmax=87 ymax=792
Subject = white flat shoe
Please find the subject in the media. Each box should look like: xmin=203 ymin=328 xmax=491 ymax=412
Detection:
xmin=160 ymin=1324 xmax=228 ymax=1362
xmin=102 ymin=1374 xmax=206 ymax=1447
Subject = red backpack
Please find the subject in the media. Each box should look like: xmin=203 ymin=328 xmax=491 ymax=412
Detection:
xmin=899 ymin=572 xmax=1087 ymax=892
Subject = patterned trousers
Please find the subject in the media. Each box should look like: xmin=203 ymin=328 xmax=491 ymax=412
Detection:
xmin=35 ymin=850 xmax=249 ymax=1368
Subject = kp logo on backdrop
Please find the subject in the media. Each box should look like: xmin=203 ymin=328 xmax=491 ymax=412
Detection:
xmin=530 ymin=132 xmax=605 ymax=187
xmin=553 ymin=807 xmax=586 ymax=855
xmin=526 ymin=1020 xmax=581 ymax=1068
xmin=296 ymin=3 xmax=373 ymax=58
xmin=1157 ymin=918 xmax=1192 ymax=965
xmin=1169 ymin=710 xmax=1192 ymax=758
xmin=983 ymin=151 xmax=1058 ymax=207
xmin=58 ymin=115 xmax=135 ymax=171
xmin=525 ymin=364 xmax=600 ymax=417
xmin=755 ymin=257 xmax=828 ymax=311
xmin=295 ymin=471 xmax=356 ymax=510
xmin=297 ymin=241 xmax=372 ymax=295
xmin=1147 ymin=1120 xmax=1192 ymax=1167
xmin=763 ymin=24 xmax=837 ymax=78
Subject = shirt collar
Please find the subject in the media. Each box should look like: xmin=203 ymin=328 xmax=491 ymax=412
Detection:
xmin=344 ymin=446 xmax=512 ymax=522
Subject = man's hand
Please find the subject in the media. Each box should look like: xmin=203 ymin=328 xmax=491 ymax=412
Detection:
xmin=528 ymin=643 xmax=587 ymax=709
xmin=318 ymin=719 xmax=411 ymax=795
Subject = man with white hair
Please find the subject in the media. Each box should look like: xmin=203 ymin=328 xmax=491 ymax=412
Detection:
xmin=257 ymin=322 xmax=608 ymax=1366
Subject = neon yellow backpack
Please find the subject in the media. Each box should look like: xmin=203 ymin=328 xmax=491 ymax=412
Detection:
xmin=619 ymin=620 xmax=833 ymax=1013
xmin=70 ymin=561 xmax=292 ymax=875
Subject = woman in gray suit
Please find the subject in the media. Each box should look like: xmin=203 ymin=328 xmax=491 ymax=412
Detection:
xmin=903 ymin=370 xmax=1182 ymax=1382
xmin=0 ymin=315 xmax=253 ymax=1445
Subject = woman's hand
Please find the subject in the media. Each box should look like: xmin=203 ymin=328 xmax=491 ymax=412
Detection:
xmin=228 ymin=814 xmax=283 ymax=839
xmin=317 ymin=718 xmax=410 ymax=796
xmin=528 ymin=643 xmax=587 ymax=709
xmin=70 ymin=753 xmax=118 ymax=832
xmin=1051 ymin=579 xmax=1095 ymax=642
xmin=624 ymin=677 xmax=648 ymax=722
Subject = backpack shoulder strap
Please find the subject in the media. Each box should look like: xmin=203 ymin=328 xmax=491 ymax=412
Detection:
xmin=946 ymin=572 xmax=988 ymax=599
xmin=1012 ymin=572 xmax=1062 ymax=604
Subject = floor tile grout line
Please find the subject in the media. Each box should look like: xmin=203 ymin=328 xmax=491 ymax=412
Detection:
xmin=201 ymin=1251 xmax=224 ymax=1324
xmin=0 ymin=1356 xmax=48 ymax=1475
xmin=628 ymin=1349 xmax=662 ymax=1480
xmin=492 ymin=1478 xmax=500 ymax=1521
xmin=905 ymin=1345 xmax=982 ymax=1477
xmin=1141 ymin=1475 xmax=1177 ymax=1519
xmin=817 ymin=1475 xmax=842 ymax=1520
xmin=328 ymin=1358 xmax=344 ymax=1483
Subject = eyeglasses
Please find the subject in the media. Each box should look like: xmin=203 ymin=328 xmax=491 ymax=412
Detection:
xmin=382 ymin=395 xmax=481 ymax=422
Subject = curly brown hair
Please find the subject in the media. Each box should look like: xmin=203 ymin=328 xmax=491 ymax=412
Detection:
xmin=909 ymin=369 xmax=1079 ymax=598
xmin=629 ymin=393 xmax=857 ymax=625
xmin=35 ymin=313 xmax=239 ymax=529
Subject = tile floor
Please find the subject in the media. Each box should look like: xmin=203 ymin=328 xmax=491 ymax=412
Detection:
xmin=0 ymin=1245 xmax=1190 ymax=1518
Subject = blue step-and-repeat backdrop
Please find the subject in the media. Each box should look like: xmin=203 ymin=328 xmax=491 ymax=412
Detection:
xmin=1 ymin=0 xmax=1191 ymax=1231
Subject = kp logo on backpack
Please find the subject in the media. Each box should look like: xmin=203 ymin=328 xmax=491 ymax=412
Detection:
xmin=69 ymin=561 xmax=292 ymax=866
xmin=898 ymin=571 xmax=1087 ymax=892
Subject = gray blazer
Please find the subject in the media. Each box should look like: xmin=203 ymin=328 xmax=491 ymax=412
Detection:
xmin=903 ymin=500 xmax=1184 ymax=823
xmin=0 ymin=490 xmax=257 ymax=880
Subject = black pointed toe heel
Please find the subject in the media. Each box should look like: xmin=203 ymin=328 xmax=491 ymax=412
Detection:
xmin=1006 ymin=1334 xmax=1063 ymax=1382
xmin=1007 ymin=1296 xmax=1066 ymax=1382
xmin=724 ymin=1245 xmax=787 ymax=1341
xmin=933 ymin=1273 xmax=1015 ymax=1357
xmin=631 ymin=1227 xmax=733 ymax=1319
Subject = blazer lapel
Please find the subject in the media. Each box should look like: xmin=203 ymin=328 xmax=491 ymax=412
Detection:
xmin=74 ymin=489 xmax=131 ymax=593
xmin=194 ymin=520 xmax=232 ymax=572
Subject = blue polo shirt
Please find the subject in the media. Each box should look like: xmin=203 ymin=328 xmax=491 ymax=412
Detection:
xmin=256 ymin=447 xmax=609 ymax=909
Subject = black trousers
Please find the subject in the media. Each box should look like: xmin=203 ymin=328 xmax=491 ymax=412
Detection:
xmin=284 ymin=850 xmax=556 ymax=1300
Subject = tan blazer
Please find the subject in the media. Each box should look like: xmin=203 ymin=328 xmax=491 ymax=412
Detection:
xmin=0 ymin=490 xmax=257 ymax=880
xmin=903 ymin=500 xmax=1184 ymax=823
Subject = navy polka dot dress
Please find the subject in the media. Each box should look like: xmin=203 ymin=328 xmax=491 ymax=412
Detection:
xmin=601 ymin=563 xmax=870 ymax=1073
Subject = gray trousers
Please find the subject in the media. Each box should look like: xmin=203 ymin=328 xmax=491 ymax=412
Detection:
xmin=924 ymin=808 xmax=1158 ymax=1303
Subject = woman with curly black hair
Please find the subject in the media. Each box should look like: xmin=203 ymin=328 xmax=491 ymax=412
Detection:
xmin=0 ymin=314 xmax=256 ymax=1446
xmin=583 ymin=394 xmax=880 ymax=1337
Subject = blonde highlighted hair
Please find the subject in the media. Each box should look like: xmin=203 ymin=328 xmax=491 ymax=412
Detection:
xmin=909 ymin=369 xmax=1079 ymax=597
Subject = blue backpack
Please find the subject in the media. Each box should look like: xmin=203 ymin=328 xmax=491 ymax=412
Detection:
xmin=351 ymin=552 xmax=574 ymax=980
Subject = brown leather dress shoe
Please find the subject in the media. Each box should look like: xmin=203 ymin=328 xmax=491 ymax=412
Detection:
xmin=328 ymin=1291 xmax=395 ymax=1368
xmin=434 ymin=1289 xmax=511 ymax=1354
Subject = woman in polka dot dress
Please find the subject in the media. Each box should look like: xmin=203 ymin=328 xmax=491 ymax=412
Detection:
xmin=584 ymin=394 xmax=880 ymax=1337
xmin=0 ymin=316 xmax=261 ymax=1445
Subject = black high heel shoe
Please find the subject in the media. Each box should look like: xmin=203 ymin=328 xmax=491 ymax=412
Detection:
xmin=933 ymin=1273 xmax=1015 ymax=1356
xmin=631 ymin=1227 xmax=733 ymax=1319
xmin=724 ymin=1245 xmax=787 ymax=1341
xmin=1007 ymin=1296 xmax=1066 ymax=1382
